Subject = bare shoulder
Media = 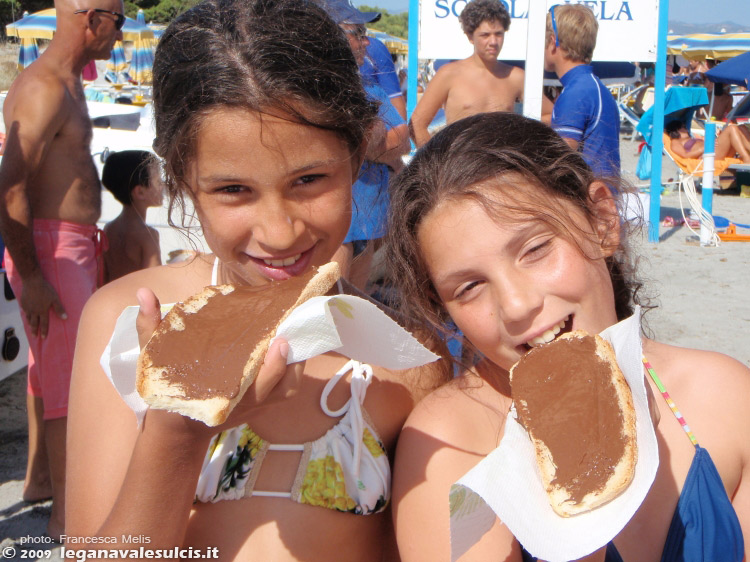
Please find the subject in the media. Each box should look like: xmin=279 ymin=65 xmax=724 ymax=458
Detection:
xmin=644 ymin=339 xmax=750 ymax=396
xmin=427 ymin=60 xmax=462 ymax=88
xmin=643 ymin=339 xmax=750 ymax=449
xmin=5 ymin=67 xmax=67 ymax=118
xmin=500 ymin=63 xmax=525 ymax=90
xmin=404 ymin=368 xmax=509 ymax=453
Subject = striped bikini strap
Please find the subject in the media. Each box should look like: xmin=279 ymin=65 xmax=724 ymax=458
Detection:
xmin=642 ymin=357 xmax=699 ymax=447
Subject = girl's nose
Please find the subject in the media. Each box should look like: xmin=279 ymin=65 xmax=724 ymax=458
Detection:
xmin=253 ymin=198 xmax=303 ymax=251
xmin=494 ymin=271 xmax=543 ymax=325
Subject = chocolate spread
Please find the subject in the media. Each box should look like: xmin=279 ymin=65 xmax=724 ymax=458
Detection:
xmin=511 ymin=335 xmax=627 ymax=503
xmin=144 ymin=267 xmax=319 ymax=400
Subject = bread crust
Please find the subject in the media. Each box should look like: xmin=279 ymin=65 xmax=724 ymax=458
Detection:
xmin=136 ymin=262 xmax=341 ymax=426
xmin=510 ymin=330 xmax=637 ymax=517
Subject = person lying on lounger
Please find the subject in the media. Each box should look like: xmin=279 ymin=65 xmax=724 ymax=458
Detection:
xmin=666 ymin=120 xmax=750 ymax=163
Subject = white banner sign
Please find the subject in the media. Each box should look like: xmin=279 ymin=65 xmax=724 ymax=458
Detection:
xmin=419 ymin=0 xmax=659 ymax=62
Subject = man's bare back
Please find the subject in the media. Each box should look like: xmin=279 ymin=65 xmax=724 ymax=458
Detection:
xmin=441 ymin=59 xmax=523 ymax=123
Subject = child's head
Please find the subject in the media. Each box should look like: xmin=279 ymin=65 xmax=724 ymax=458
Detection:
xmin=665 ymin=120 xmax=686 ymax=139
xmin=459 ymin=0 xmax=510 ymax=37
xmin=386 ymin=112 xmax=641 ymax=362
xmin=151 ymin=0 xmax=378 ymax=283
xmin=546 ymin=4 xmax=598 ymax=64
xmin=101 ymin=150 xmax=155 ymax=206
xmin=152 ymin=0 xmax=377 ymax=205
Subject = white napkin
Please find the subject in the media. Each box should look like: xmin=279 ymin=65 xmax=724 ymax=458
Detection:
xmin=449 ymin=308 xmax=659 ymax=562
xmin=101 ymin=295 xmax=440 ymax=426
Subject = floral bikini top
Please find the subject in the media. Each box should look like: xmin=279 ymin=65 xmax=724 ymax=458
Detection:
xmin=193 ymin=258 xmax=390 ymax=514
xmin=194 ymin=359 xmax=390 ymax=514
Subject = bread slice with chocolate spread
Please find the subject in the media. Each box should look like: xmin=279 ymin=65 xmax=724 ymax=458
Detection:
xmin=509 ymin=330 xmax=637 ymax=517
xmin=136 ymin=262 xmax=341 ymax=426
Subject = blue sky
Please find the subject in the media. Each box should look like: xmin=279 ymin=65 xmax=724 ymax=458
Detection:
xmin=353 ymin=0 xmax=750 ymax=26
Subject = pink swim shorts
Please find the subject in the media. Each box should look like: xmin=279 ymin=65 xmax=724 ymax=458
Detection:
xmin=5 ymin=219 xmax=99 ymax=420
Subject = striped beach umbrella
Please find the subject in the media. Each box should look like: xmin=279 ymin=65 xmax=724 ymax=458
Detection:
xmin=136 ymin=9 xmax=146 ymax=25
xmin=17 ymin=37 xmax=39 ymax=70
xmin=147 ymin=23 xmax=167 ymax=40
xmin=367 ymin=29 xmax=408 ymax=55
xmin=120 ymin=16 xmax=153 ymax=42
xmin=6 ymin=8 xmax=57 ymax=40
xmin=5 ymin=8 xmax=153 ymax=42
xmin=667 ymin=33 xmax=750 ymax=61
xmin=106 ymin=40 xmax=128 ymax=74
xmin=131 ymin=37 xmax=154 ymax=84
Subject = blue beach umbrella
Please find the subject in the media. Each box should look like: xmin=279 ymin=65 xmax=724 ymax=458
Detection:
xmin=136 ymin=9 xmax=146 ymax=25
xmin=17 ymin=37 xmax=39 ymax=70
xmin=106 ymin=40 xmax=128 ymax=74
xmin=705 ymin=51 xmax=750 ymax=89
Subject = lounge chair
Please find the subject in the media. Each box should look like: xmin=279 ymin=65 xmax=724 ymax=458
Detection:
xmin=662 ymin=132 xmax=742 ymax=188
xmin=635 ymin=87 xmax=709 ymax=185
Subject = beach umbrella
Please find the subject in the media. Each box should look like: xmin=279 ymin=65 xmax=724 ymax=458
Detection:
xmin=136 ymin=9 xmax=145 ymax=25
xmin=705 ymin=51 xmax=750 ymax=89
xmin=5 ymin=8 xmax=56 ymax=39
xmin=106 ymin=40 xmax=128 ymax=74
xmin=17 ymin=37 xmax=39 ymax=70
xmin=147 ymin=23 xmax=167 ymax=40
xmin=5 ymin=8 xmax=154 ymax=42
xmin=131 ymin=37 xmax=154 ymax=85
xmin=367 ymin=29 xmax=408 ymax=55
xmin=667 ymin=33 xmax=750 ymax=61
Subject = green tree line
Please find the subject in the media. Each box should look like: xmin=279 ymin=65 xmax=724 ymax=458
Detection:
xmin=360 ymin=4 xmax=408 ymax=39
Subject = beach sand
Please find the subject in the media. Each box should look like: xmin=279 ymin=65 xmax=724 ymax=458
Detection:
xmin=1 ymin=138 xmax=749 ymax=560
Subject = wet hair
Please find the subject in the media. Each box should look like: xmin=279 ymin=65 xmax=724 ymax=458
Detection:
xmin=459 ymin=0 xmax=510 ymax=37
xmin=386 ymin=112 xmax=645 ymax=347
xmin=665 ymin=120 xmax=685 ymax=139
xmin=546 ymin=4 xmax=598 ymax=64
xmin=152 ymin=0 xmax=378 ymax=220
xmin=101 ymin=150 xmax=153 ymax=206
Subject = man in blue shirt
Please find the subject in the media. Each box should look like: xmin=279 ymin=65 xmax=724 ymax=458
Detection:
xmin=315 ymin=0 xmax=409 ymax=289
xmin=361 ymin=36 xmax=406 ymax=119
xmin=544 ymin=4 xmax=620 ymax=179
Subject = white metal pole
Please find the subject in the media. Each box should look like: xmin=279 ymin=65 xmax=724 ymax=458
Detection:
xmin=522 ymin=0 xmax=547 ymax=120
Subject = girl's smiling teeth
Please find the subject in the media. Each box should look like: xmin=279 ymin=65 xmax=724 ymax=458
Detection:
xmin=262 ymin=253 xmax=302 ymax=267
xmin=527 ymin=316 xmax=571 ymax=348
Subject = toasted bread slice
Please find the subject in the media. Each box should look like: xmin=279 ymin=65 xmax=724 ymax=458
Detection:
xmin=137 ymin=262 xmax=340 ymax=426
xmin=510 ymin=330 xmax=637 ymax=517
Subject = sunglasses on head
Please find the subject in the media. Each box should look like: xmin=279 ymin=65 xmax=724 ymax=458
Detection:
xmin=549 ymin=5 xmax=560 ymax=47
xmin=75 ymin=8 xmax=126 ymax=30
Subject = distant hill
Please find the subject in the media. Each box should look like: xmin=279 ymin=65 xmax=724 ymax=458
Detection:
xmin=668 ymin=21 xmax=749 ymax=34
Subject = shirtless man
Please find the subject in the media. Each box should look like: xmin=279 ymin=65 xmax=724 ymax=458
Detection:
xmin=0 ymin=0 xmax=123 ymax=538
xmin=410 ymin=0 xmax=551 ymax=147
